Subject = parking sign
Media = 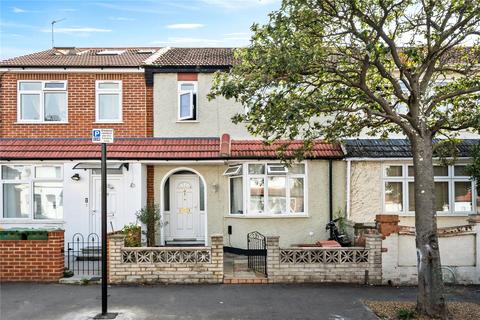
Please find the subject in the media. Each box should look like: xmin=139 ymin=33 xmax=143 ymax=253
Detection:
xmin=92 ymin=129 xmax=114 ymax=143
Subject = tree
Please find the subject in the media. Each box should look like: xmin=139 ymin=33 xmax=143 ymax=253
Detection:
xmin=210 ymin=0 xmax=480 ymax=318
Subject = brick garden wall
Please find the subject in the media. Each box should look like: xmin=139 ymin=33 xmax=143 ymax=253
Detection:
xmin=108 ymin=234 xmax=223 ymax=284
xmin=0 ymin=72 xmax=151 ymax=138
xmin=266 ymin=234 xmax=382 ymax=284
xmin=0 ymin=230 xmax=64 ymax=282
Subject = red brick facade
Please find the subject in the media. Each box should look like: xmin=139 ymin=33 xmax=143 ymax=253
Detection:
xmin=147 ymin=165 xmax=155 ymax=205
xmin=0 ymin=230 xmax=64 ymax=282
xmin=0 ymin=72 xmax=152 ymax=138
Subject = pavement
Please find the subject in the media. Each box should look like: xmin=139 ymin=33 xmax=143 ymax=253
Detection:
xmin=1 ymin=283 xmax=479 ymax=320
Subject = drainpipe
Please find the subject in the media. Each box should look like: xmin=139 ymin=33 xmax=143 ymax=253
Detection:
xmin=346 ymin=159 xmax=351 ymax=220
xmin=329 ymin=159 xmax=333 ymax=239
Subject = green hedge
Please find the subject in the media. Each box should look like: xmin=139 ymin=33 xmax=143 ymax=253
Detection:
xmin=0 ymin=230 xmax=49 ymax=240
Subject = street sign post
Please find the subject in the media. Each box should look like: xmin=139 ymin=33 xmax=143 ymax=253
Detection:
xmin=92 ymin=129 xmax=117 ymax=320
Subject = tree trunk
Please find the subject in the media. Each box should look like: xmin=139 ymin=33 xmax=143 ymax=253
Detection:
xmin=411 ymin=136 xmax=450 ymax=319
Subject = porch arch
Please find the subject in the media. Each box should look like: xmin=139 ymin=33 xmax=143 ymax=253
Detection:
xmin=159 ymin=167 xmax=208 ymax=245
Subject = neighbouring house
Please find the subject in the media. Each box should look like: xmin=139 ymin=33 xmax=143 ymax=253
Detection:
xmin=345 ymin=139 xmax=480 ymax=284
xmin=0 ymin=47 xmax=160 ymax=244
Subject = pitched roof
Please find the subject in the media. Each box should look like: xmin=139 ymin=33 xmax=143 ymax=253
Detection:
xmin=0 ymin=47 xmax=161 ymax=67
xmin=0 ymin=138 xmax=343 ymax=160
xmin=148 ymin=47 xmax=235 ymax=67
xmin=231 ymin=140 xmax=344 ymax=159
xmin=345 ymin=139 xmax=480 ymax=158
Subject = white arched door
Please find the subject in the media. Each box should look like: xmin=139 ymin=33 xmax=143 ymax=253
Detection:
xmin=170 ymin=175 xmax=199 ymax=240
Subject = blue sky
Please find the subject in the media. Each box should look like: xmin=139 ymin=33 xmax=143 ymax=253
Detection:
xmin=0 ymin=0 xmax=280 ymax=59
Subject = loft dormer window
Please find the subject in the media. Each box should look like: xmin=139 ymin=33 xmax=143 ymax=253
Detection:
xmin=17 ymin=81 xmax=68 ymax=123
xmin=178 ymin=81 xmax=197 ymax=121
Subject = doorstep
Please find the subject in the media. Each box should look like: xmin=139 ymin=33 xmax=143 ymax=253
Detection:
xmin=59 ymin=275 xmax=101 ymax=285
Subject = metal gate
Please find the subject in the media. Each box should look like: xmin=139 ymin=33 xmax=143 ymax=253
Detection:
xmin=66 ymin=233 xmax=101 ymax=276
xmin=247 ymin=231 xmax=267 ymax=276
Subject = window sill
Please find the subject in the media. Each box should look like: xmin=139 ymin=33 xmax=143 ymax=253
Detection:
xmin=225 ymin=214 xmax=309 ymax=219
xmin=0 ymin=219 xmax=65 ymax=224
xmin=396 ymin=212 xmax=474 ymax=217
xmin=94 ymin=121 xmax=124 ymax=124
xmin=176 ymin=120 xmax=199 ymax=123
xmin=15 ymin=121 xmax=69 ymax=124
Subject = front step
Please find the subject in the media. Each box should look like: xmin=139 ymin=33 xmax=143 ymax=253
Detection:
xmin=165 ymin=240 xmax=205 ymax=247
xmin=224 ymin=276 xmax=268 ymax=284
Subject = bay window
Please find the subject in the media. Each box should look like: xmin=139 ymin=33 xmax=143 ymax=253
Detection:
xmin=383 ymin=163 xmax=477 ymax=215
xmin=225 ymin=163 xmax=306 ymax=216
xmin=1 ymin=164 xmax=64 ymax=220
xmin=17 ymin=81 xmax=67 ymax=122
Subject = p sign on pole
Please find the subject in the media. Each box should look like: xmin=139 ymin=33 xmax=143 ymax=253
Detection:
xmin=92 ymin=129 xmax=117 ymax=320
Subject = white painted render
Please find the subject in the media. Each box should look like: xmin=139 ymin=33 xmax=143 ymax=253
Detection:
xmin=153 ymin=73 xmax=253 ymax=139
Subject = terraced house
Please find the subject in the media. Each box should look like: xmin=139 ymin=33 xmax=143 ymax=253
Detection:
xmin=0 ymin=47 xmax=345 ymax=251
xmin=1 ymin=47 xmax=479 ymax=285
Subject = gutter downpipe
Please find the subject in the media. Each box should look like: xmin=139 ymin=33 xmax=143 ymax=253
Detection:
xmin=346 ymin=159 xmax=351 ymax=220
xmin=329 ymin=159 xmax=333 ymax=239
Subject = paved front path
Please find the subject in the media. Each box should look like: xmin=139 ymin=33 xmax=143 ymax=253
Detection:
xmin=1 ymin=283 xmax=479 ymax=320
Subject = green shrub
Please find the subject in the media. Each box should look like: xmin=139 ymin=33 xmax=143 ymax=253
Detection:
xmin=122 ymin=223 xmax=141 ymax=247
xmin=397 ymin=308 xmax=415 ymax=320
xmin=136 ymin=204 xmax=161 ymax=246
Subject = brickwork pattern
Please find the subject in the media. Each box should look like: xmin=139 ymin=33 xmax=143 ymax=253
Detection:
xmin=0 ymin=73 xmax=150 ymax=138
xmin=108 ymin=234 xmax=223 ymax=284
xmin=267 ymin=234 xmax=382 ymax=284
xmin=0 ymin=230 xmax=64 ymax=282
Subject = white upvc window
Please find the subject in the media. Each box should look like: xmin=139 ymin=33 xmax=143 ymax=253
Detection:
xmin=225 ymin=162 xmax=307 ymax=216
xmin=1 ymin=164 xmax=64 ymax=220
xmin=95 ymin=80 xmax=122 ymax=122
xmin=17 ymin=80 xmax=68 ymax=123
xmin=382 ymin=163 xmax=477 ymax=215
xmin=178 ymin=81 xmax=197 ymax=121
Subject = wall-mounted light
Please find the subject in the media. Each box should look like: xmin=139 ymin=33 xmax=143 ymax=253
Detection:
xmin=71 ymin=173 xmax=80 ymax=181
xmin=212 ymin=183 xmax=219 ymax=193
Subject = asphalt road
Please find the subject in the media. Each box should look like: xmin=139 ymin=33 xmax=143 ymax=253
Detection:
xmin=1 ymin=283 xmax=479 ymax=320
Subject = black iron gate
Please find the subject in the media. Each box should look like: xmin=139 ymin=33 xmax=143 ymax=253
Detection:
xmin=247 ymin=231 xmax=267 ymax=276
xmin=66 ymin=233 xmax=101 ymax=276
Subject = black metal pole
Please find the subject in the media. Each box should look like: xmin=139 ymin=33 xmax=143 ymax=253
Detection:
xmin=101 ymin=143 xmax=107 ymax=315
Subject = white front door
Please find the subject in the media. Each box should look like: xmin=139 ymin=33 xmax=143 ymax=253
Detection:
xmin=91 ymin=176 xmax=124 ymax=235
xmin=170 ymin=175 xmax=199 ymax=240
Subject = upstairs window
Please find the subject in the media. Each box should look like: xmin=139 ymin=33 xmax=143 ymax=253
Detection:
xmin=17 ymin=81 xmax=68 ymax=122
xmin=178 ymin=81 xmax=197 ymax=121
xmin=96 ymin=81 xmax=122 ymax=122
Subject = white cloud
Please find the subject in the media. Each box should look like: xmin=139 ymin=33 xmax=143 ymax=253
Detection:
xmin=41 ymin=27 xmax=112 ymax=33
xmin=166 ymin=23 xmax=205 ymax=29
xmin=224 ymin=32 xmax=251 ymax=36
xmin=108 ymin=16 xmax=136 ymax=21
xmin=12 ymin=7 xmax=26 ymax=13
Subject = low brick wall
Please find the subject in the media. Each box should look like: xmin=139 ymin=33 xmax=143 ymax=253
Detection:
xmin=108 ymin=234 xmax=223 ymax=284
xmin=267 ymin=234 xmax=382 ymax=284
xmin=0 ymin=230 xmax=64 ymax=282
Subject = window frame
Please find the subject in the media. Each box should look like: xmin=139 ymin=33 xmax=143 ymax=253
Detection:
xmin=177 ymin=81 xmax=197 ymax=121
xmin=17 ymin=80 xmax=68 ymax=123
xmin=0 ymin=164 xmax=64 ymax=221
xmin=382 ymin=163 xmax=477 ymax=216
xmin=226 ymin=162 xmax=308 ymax=217
xmin=95 ymin=80 xmax=123 ymax=123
